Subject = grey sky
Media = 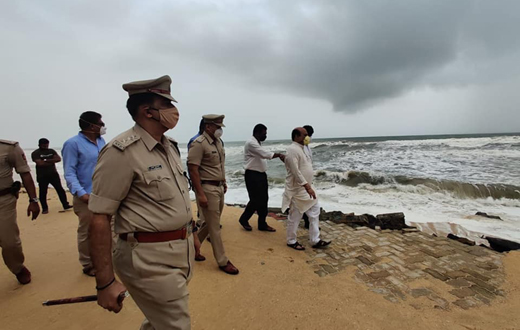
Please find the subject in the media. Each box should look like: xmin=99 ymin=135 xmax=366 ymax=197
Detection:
xmin=1 ymin=0 xmax=520 ymax=148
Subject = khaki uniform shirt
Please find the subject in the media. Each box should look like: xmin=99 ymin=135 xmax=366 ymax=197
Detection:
xmin=187 ymin=132 xmax=226 ymax=181
xmin=89 ymin=124 xmax=192 ymax=234
xmin=0 ymin=140 xmax=31 ymax=191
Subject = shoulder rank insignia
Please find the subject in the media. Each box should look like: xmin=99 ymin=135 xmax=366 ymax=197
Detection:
xmin=113 ymin=134 xmax=140 ymax=151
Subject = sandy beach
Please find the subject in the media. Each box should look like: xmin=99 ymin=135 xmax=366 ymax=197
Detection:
xmin=1 ymin=190 xmax=519 ymax=330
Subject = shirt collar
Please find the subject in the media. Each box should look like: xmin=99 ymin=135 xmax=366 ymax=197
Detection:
xmin=252 ymin=136 xmax=262 ymax=145
xmin=292 ymin=141 xmax=304 ymax=149
xmin=203 ymin=131 xmax=215 ymax=144
xmin=134 ymin=124 xmax=164 ymax=151
xmin=78 ymin=132 xmax=101 ymax=145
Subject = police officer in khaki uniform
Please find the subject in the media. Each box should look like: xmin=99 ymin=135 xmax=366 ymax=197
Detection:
xmin=188 ymin=115 xmax=239 ymax=275
xmin=0 ymin=140 xmax=40 ymax=284
xmin=88 ymin=75 xmax=200 ymax=330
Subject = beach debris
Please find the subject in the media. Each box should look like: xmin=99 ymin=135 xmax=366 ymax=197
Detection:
xmin=320 ymin=210 xmax=410 ymax=230
xmin=475 ymin=212 xmax=502 ymax=220
xmin=375 ymin=213 xmax=408 ymax=230
xmin=447 ymin=234 xmax=476 ymax=246
xmin=484 ymin=236 xmax=520 ymax=252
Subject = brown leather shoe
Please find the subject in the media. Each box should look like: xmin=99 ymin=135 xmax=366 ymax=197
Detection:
xmin=82 ymin=266 xmax=96 ymax=277
xmin=195 ymin=253 xmax=206 ymax=262
xmin=219 ymin=261 xmax=239 ymax=275
xmin=16 ymin=266 xmax=31 ymax=285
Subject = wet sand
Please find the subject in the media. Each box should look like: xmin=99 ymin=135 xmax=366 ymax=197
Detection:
xmin=1 ymin=190 xmax=519 ymax=330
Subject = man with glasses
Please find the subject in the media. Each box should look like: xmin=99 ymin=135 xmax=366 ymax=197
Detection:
xmin=62 ymin=111 xmax=106 ymax=276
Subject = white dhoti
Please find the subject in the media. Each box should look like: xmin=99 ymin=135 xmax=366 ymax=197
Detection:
xmin=286 ymin=202 xmax=321 ymax=245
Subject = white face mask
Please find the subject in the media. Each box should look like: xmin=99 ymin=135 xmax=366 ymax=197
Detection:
xmin=100 ymin=126 xmax=107 ymax=136
xmin=214 ymin=128 xmax=223 ymax=138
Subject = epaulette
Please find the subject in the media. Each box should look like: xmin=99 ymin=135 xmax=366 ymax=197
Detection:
xmin=167 ymin=137 xmax=180 ymax=156
xmin=113 ymin=134 xmax=141 ymax=151
xmin=0 ymin=139 xmax=18 ymax=146
xmin=193 ymin=135 xmax=206 ymax=144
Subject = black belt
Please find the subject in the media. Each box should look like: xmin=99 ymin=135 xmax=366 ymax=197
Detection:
xmin=201 ymin=180 xmax=225 ymax=187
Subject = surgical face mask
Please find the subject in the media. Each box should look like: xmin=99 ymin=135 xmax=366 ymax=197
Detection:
xmin=303 ymin=136 xmax=311 ymax=146
xmin=151 ymin=106 xmax=179 ymax=130
xmin=80 ymin=118 xmax=105 ymax=135
xmin=214 ymin=128 xmax=224 ymax=139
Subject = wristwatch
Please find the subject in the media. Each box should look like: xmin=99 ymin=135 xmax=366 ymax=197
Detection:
xmin=29 ymin=197 xmax=39 ymax=203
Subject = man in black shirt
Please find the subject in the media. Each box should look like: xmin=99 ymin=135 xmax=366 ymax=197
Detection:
xmin=31 ymin=138 xmax=71 ymax=214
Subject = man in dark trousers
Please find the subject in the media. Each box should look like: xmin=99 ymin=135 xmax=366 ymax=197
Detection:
xmin=31 ymin=138 xmax=71 ymax=214
xmin=238 ymin=124 xmax=285 ymax=232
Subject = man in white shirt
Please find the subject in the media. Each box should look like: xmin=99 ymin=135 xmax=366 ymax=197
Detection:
xmin=282 ymin=127 xmax=331 ymax=250
xmin=239 ymin=124 xmax=285 ymax=232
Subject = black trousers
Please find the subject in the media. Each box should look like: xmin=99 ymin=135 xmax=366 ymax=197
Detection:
xmin=239 ymin=170 xmax=269 ymax=228
xmin=38 ymin=172 xmax=69 ymax=211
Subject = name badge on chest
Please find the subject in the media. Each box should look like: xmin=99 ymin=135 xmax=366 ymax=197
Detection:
xmin=148 ymin=164 xmax=163 ymax=171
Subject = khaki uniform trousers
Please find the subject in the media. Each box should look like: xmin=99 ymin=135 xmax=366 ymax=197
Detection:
xmin=196 ymin=184 xmax=228 ymax=267
xmin=196 ymin=209 xmax=209 ymax=243
xmin=113 ymin=235 xmax=195 ymax=330
xmin=73 ymin=196 xmax=93 ymax=269
xmin=0 ymin=194 xmax=25 ymax=274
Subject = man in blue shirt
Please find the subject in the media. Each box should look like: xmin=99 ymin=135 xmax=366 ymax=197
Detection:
xmin=62 ymin=111 xmax=106 ymax=276
xmin=187 ymin=118 xmax=205 ymax=150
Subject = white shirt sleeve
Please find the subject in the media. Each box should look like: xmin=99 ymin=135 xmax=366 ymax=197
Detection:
xmin=285 ymin=147 xmax=307 ymax=186
xmin=247 ymin=139 xmax=274 ymax=160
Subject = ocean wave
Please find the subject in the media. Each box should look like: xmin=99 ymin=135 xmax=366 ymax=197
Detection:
xmin=314 ymin=170 xmax=520 ymax=200
xmin=381 ymin=136 xmax=520 ymax=149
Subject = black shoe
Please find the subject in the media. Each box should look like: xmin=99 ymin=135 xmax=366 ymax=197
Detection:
xmin=239 ymin=220 xmax=252 ymax=231
xmin=63 ymin=205 xmax=73 ymax=210
xmin=312 ymin=240 xmax=331 ymax=249
xmin=42 ymin=209 xmax=49 ymax=214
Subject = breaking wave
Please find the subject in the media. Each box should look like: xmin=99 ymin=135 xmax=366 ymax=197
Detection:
xmin=315 ymin=170 xmax=520 ymax=200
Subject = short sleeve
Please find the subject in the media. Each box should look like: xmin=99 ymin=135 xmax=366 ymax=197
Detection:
xmin=187 ymin=142 xmax=204 ymax=166
xmin=88 ymin=146 xmax=134 ymax=215
xmin=31 ymin=150 xmax=39 ymax=162
xmin=10 ymin=144 xmax=30 ymax=174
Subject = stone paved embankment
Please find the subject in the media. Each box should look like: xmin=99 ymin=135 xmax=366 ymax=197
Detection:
xmin=283 ymin=220 xmax=505 ymax=310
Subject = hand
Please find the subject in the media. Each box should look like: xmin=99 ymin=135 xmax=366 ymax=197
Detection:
xmin=27 ymin=202 xmax=40 ymax=220
xmin=223 ymin=183 xmax=228 ymax=194
xmin=79 ymin=194 xmax=90 ymax=203
xmin=198 ymin=193 xmax=208 ymax=208
xmin=304 ymin=184 xmax=317 ymax=199
xmin=97 ymin=280 xmax=127 ymax=314
xmin=279 ymin=154 xmax=286 ymax=162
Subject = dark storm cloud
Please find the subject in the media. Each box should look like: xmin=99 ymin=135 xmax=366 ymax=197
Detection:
xmin=141 ymin=0 xmax=520 ymax=112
